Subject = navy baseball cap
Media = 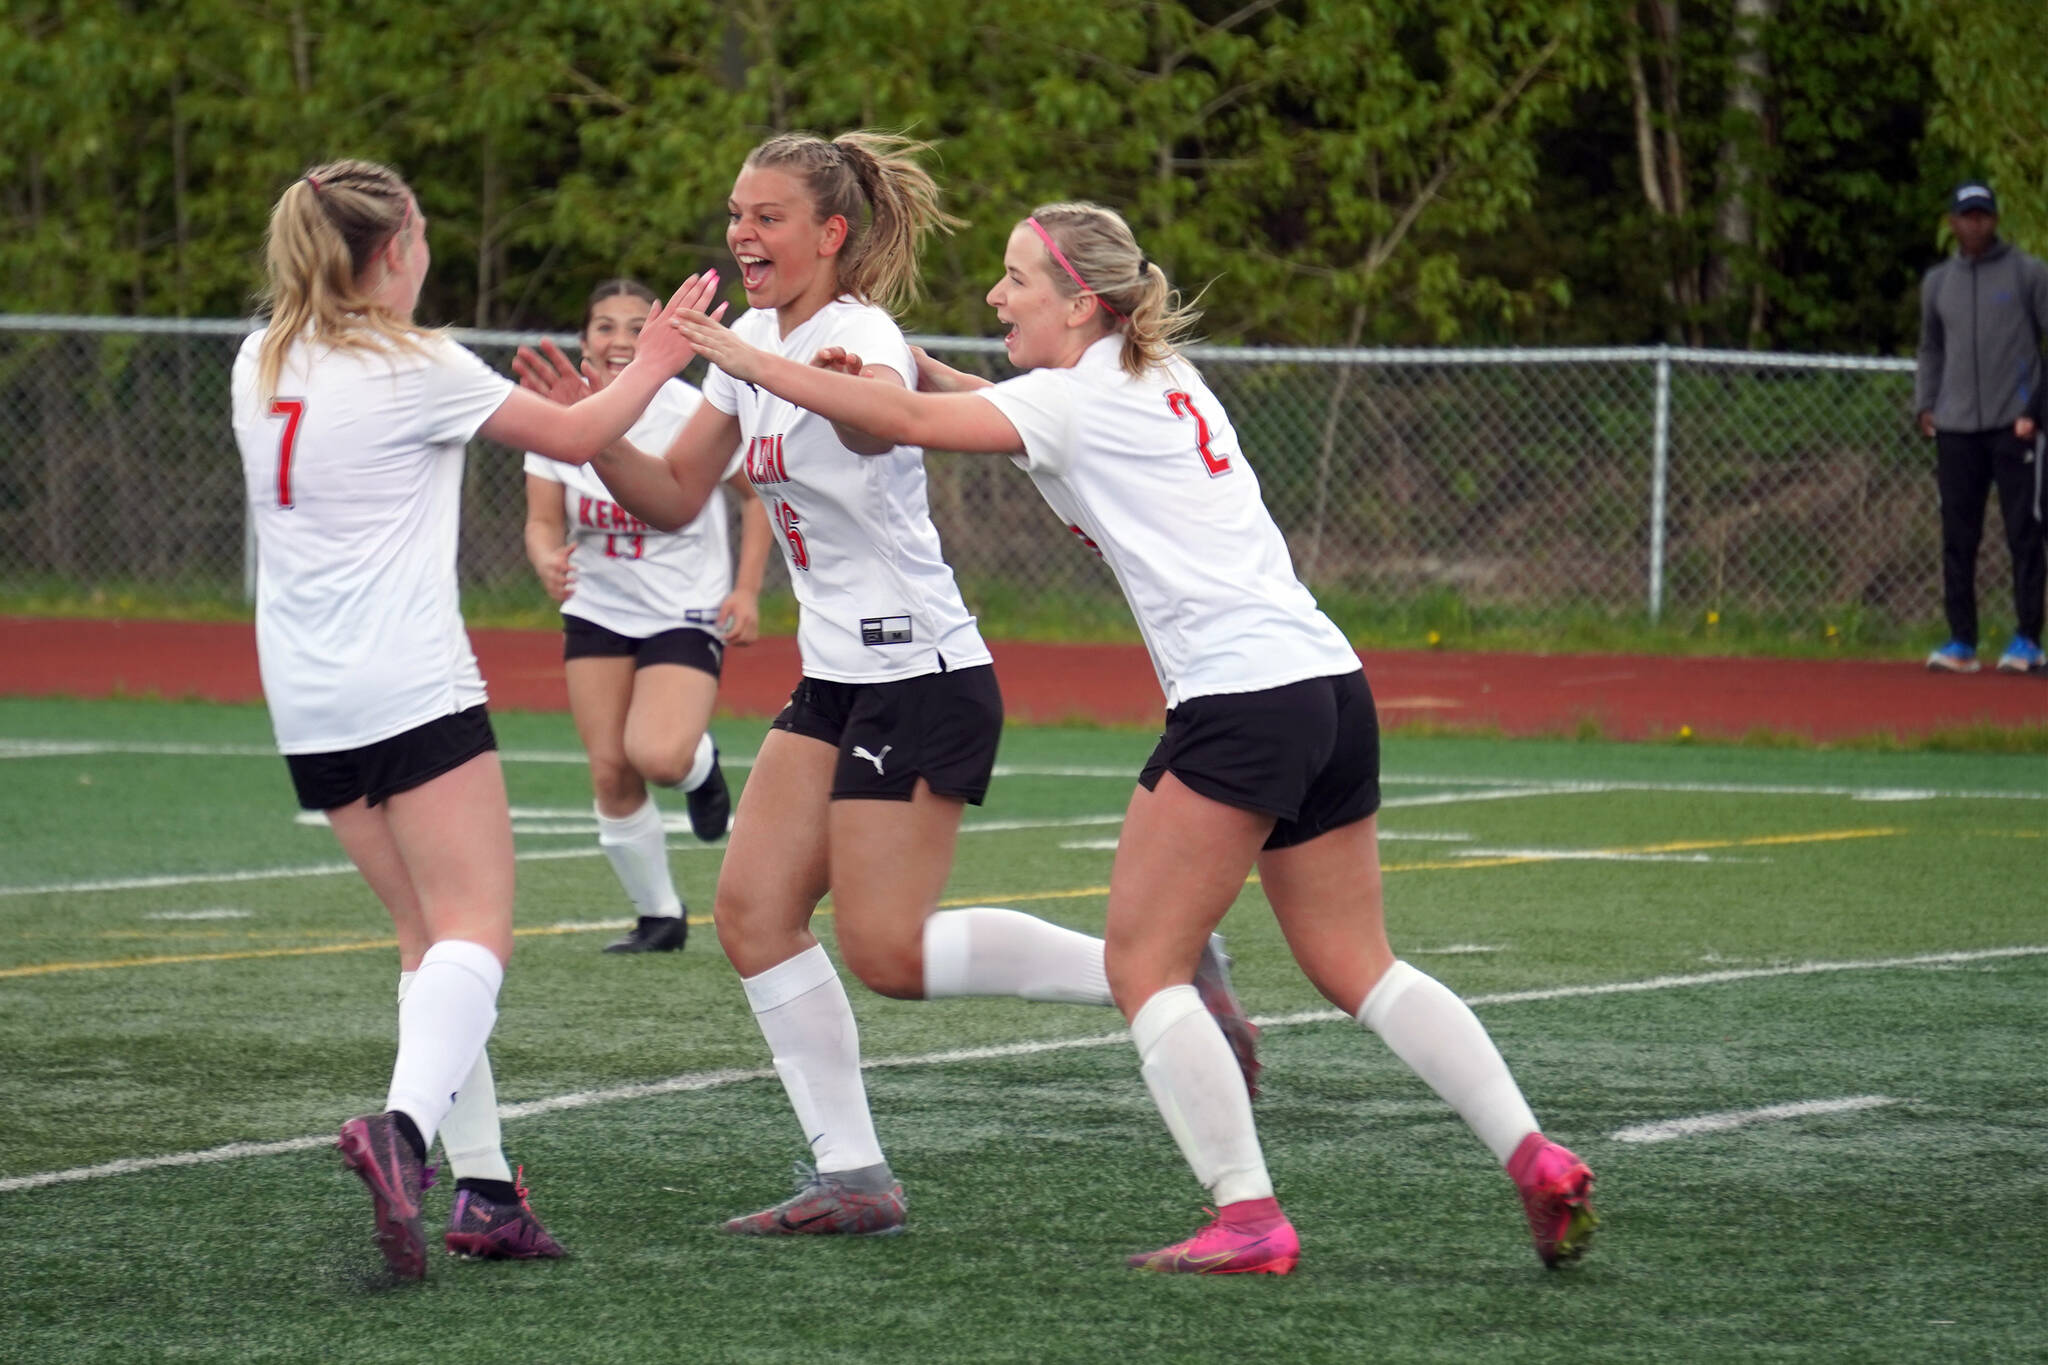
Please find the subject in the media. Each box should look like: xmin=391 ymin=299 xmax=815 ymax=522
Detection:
xmin=1953 ymin=182 xmax=1997 ymax=215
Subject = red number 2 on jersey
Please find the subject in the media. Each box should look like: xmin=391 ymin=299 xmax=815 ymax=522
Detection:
xmin=268 ymin=398 xmax=306 ymax=508
xmin=1165 ymin=390 xmax=1231 ymax=477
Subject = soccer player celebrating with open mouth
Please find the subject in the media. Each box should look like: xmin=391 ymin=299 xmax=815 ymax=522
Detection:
xmin=669 ymin=200 xmax=1598 ymax=1275
xmin=518 ymin=136 xmax=1256 ymax=1238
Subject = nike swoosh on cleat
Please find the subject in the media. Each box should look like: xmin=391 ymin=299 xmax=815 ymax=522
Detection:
xmin=1177 ymin=1233 xmax=1275 ymax=1270
xmin=777 ymin=1209 xmax=835 ymax=1231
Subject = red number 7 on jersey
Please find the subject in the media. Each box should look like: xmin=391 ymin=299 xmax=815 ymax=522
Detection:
xmin=269 ymin=398 xmax=306 ymax=508
xmin=1165 ymin=390 xmax=1231 ymax=477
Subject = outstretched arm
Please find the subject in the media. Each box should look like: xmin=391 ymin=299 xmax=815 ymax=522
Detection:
xmin=482 ymin=273 xmax=724 ymax=461
xmin=676 ymin=311 xmax=1022 ymax=455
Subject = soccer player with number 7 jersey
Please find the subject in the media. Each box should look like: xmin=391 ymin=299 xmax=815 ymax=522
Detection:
xmin=519 ymin=133 xmax=1257 ymax=1239
xmin=672 ymin=200 xmax=1599 ymax=1276
xmin=230 ymin=158 xmax=720 ymax=1279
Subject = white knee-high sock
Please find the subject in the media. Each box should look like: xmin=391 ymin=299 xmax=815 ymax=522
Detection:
xmin=674 ymin=733 xmax=716 ymax=792
xmin=1132 ymin=986 xmax=1273 ymax=1206
xmin=398 ymin=971 xmax=512 ymax=1182
xmin=597 ymin=797 xmax=682 ymax=918
xmin=386 ymin=939 xmax=503 ymax=1150
xmin=922 ymin=907 xmax=1113 ymax=1005
xmin=742 ymin=944 xmax=887 ymax=1175
xmin=1357 ymin=960 xmax=1539 ymax=1164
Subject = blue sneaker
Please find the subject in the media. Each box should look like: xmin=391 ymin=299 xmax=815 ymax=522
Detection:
xmin=1996 ymin=636 xmax=2045 ymax=673
xmin=1925 ymin=640 xmax=1981 ymax=673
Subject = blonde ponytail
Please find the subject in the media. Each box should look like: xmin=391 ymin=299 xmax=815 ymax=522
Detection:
xmin=743 ymin=131 xmax=962 ymax=315
xmin=255 ymin=159 xmax=428 ymax=402
xmin=1025 ymin=202 xmax=1200 ymax=376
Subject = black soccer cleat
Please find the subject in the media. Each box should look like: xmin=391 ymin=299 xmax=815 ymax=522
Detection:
xmin=603 ymin=914 xmax=687 ymax=954
xmin=685 ymin=749 xmax=731 ymax=842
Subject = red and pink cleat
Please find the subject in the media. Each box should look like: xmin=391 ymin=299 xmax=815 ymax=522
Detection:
xmin=1507 ymin=1131 xmax=1597 ymax=1267
xmin=1127 ymin=1198 xmax=1300 ymax=1275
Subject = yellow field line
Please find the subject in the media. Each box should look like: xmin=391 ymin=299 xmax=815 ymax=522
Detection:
xmin=0 ymin=827 xmax=1904 ymax=980
xmin=1381 ymin=826 xmax=1901 ymax=873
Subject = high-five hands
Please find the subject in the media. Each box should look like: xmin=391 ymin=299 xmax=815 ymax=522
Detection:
xmin=514 ymin=271 xmax=727 ymax=404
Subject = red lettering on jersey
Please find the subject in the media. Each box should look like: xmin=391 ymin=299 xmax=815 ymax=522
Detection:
xmin=268 ymin=398 xmax=305 ymax=508
xmin=746 ymin=433 xmax=790 ymax=486
xmin=577 ymin=495 xmax=594 ymax=527
xmin=1065 ymin=523 xmax=1104 ymax=560
xmin=1166 ymin=390 xmax=1231 ymax=477
xmin=774 ymin=498 xmax=810 ymax=571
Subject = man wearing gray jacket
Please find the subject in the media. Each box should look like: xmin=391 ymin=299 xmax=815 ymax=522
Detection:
xmin=1915 ymin=182 xmax=2047 ymax=674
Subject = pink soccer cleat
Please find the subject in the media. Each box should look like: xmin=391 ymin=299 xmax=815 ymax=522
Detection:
xmin=445 ymin=1168 xmax=567 ymax=1260
xmin=1507 ymin=1131 xmax=1598 ymax=1267
xmin=336 ymin=1112 xmax=428 ymax=1280
xmin=1127 ymin=1201 xmax=1300 ymax=1275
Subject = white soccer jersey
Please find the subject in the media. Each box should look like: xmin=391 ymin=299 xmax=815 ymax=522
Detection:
xmin=231 ymin=329 xmax=513 ymax=753
xmin=524 ymin=379 xmax=741 ymax=639
xmin=980 ymin=335 xmax=1359 ymax=708
xmin=702 ymin=296 xmax=989 ymax=682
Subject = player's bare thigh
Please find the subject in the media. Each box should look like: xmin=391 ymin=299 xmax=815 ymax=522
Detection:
xmin=379 ymin=750 xmax=517 ymax=963
xmin=712 ymin=726 xmax=834 ymax=976
xmin=1256 ymin=814 xmax=1393 ymax=1017
xmin=623 ymin=662 xmax=719 ymax=789
xmin=827 ymin=781 xmax=967 ymax=999
xmin=1102 ymin=772 xmax=1272 ymax=1018
xmin=326 ymin=798 xmax=430 ymax=968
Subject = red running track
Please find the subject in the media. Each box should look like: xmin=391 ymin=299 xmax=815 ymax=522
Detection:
xmin=1 ymin=617 xmax=2041 ymax=741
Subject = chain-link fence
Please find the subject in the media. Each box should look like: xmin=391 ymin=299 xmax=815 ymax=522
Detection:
xmin=1 ymin=315 xmax=1962 ymax=635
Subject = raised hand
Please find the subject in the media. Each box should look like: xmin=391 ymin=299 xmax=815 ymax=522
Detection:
xmin=637 ymin=271 xmax=726 ymax=376
xmin=512 ymin=340 xmax=592 ymax=406
xmin=672 ymin=307 xmax=758 ymax=382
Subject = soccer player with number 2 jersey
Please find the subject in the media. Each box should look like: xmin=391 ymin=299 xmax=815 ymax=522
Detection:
xmin=518 ymin=134 xmax=1257 ymax=1239
xmin=674 ymin=200 xmax=1599 ymax=1275
xmin=231 ymin=158 xmax=721 ymax=1279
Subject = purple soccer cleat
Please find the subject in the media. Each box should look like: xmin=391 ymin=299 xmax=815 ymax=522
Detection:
xmin=1128 ymin=1202 xmax=1300 ymax=1275
xmin=1507 ymin=1131 xmax=1598 ymax=1267
xmin=336 ymin=1112 xmax=428 ymax=1280
xmin=445 ymin=1168 xmax=567 ymax=1260
xmin=723 ymin=1164 xmax=907 ymax=1237
xmin=1194 ymin=934 xmax=1262 ymax=1100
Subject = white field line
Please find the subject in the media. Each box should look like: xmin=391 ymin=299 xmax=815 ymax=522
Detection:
xmin=0 ymin=813 xmax=1134 ymax=899
xmin=1610 ymin=1095 xmax=1900 ymax=1144
xmin=1409 ymin=943 xmax=1505 ymax=955
xmin=142 ymin=909 xmax=253 ymax=922
xmin=3 ymin=944 xmax=2041 ymax=1196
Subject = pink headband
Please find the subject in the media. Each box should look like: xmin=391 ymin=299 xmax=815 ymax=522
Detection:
xmin=1026 ymin=216 xmax=1125 ymax=323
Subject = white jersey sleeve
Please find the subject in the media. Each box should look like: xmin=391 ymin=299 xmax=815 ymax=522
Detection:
xmin=975 ymin=366 xmax=1076 ymax=476
xmin=417 ymin=336 xmax=517 ymax=446
xmin=984 ymin=336 xmax=1358 ymax=708
xmin=232 ymin=329 xmax=514 ymax=754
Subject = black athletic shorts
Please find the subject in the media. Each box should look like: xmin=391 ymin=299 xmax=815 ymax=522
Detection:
xmin=1138 ymin=670 xmax=1379 ymax=850
xmin=562 ymin=616 xmax=724 ymax=677
xmin=284 ymin=705 xmax=498 ymax=812
xmin=771 ymin=664 xmax=1004 ymax=804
